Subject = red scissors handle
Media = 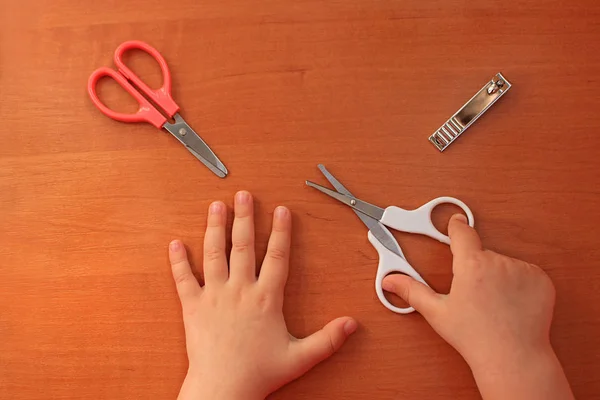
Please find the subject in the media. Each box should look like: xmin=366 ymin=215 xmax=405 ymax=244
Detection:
xmin=87 ymin=40 xmax=179 ymax=129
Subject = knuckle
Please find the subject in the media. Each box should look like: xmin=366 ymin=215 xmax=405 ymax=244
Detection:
xmin=235 ymin=213 xmax=253 ymax=221
xmin=266 ymin=247 xmax=288 ymax=262
xmin=203 ymin=290 xmax=220 ymax=308
xmin=232 ymin=240 xmax=252 ymax=253
xmin=468 ymin=250 xmax=490 ymax=265
xmin=226 ymin=285 xmax=243 ymax=304
xmin=255 ymin=290 xmax=277 ymax=311
xmin=271 ymin=224 xmax=289 ymax=234
xmin=532 ymin=265 xmax=556 ymax=296
xmin=518 ymin=262 xmax=556 ymax=304
xmin=174 ymin=271 xmax=194 ymax=286
xmin=180 ymin=301 xmax=200 ymax=317
xmin=464 ymin=254 xmax=483 ymax=269
xmin=204 ymin=245 xmax=224 ymax=262
xmin=325 ymin=333 xmax=336 ymax=357
xmin=400 ymin=285 xmax=411 ymax=303
xmin=544 ymin=277 xmax=556 ymax=299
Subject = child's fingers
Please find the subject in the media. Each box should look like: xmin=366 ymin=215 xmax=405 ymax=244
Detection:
xmin=203 ymin=201 xmax=229 ymax=285
xmin=382 ymin=274 xmax=442 ymax=320
xmin=258 ymin=206 xmax=291 ymax=295
xmin=169 ymin=240 xmax=202 ymax=307
xmin=448 ymin=214 xmax=483 ymax=259
xmin=290 ymin=317 xmax=357 ymax=374
xmin=230 ymin=191 xmax=257 ymax=284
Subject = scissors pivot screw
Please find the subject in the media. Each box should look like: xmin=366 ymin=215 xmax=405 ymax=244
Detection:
xmin=87 ymin=40 xmax=228 ymax=178
xmin=350 ymin=199 xmax=357 ymax=205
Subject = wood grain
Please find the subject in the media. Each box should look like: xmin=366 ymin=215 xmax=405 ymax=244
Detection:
xmin=1 ymin=0 xmax=599 ymax=398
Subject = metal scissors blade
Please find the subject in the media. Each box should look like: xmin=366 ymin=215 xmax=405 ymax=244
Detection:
xmin=305 ymin=180 xmax=385 ymax=220
xmin=164 ymin=114 xmax=228 ymax=178
xmin=88 ymin=41 xmax=228 ymax=179
xmin=306 ymin=166 xmax=385 ymax=220
xmin=308 ymin=164 xmax=405 ymax=259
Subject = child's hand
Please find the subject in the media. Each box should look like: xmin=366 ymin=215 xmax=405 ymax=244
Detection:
xmin=169 ymin=191 xmax=357 ymax=400
xmin=382 ymin=214 xmax=573 ymax=400
xmin=383 ymin=213 xmax=556 ymax=369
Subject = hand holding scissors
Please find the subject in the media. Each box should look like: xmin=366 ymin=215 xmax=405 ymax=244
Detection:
xmin=306 ymin=164 xmax=475 ymax=314
xmin=88 ymin=40 xmax=228 ymax=178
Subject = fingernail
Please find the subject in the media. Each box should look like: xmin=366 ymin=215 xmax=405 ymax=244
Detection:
xmin=169 ymin=240 xmax=181 ymax=251
xmin=453 ymin=214 xmax=468 ymax=224
xmin=344 ymin=319 xmax=358 ymax=335
xmin=275 ymin=206 xmax=289 ymax=218
xmin=209 ymin=202 xmax=223 ymax=214
xmin=382 ymin=280 xmax=394 ymax=292
xmin=236 ymin=191 xmax=250 ymax=204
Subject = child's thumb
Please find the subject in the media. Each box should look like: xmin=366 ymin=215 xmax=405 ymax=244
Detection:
xmin=382 ymin=274 xmax=442 ymax=319
xmin=290 ymin=317 xmax=357 ymax=376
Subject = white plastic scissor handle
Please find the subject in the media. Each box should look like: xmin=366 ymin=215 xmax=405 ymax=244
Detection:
xmin=368 ymin=231 xmax=428 ymax=314
xmin=380 ymin=197 xmax=475 ymax=245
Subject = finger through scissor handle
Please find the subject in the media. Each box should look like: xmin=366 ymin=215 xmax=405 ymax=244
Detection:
xmin=416 ymin=197 xmax=475 ymax=244
xmin=368 ymin=231 xmax=428 ymax=314
xmin=381 ymin=197 xmax=475 ymax=245
xmin=114 ymin=40 xmax=179 ymax=118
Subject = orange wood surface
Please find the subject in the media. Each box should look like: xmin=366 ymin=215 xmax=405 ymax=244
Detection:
xmin=1 ymin=0 xmax=599 ymax=398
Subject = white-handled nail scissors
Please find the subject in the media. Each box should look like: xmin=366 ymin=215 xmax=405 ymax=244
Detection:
xmin=306 ymin=164 xmax=475 ymax=314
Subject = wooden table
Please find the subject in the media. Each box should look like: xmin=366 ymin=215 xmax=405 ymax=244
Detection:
xmin=1 ymin=0 xmax=599 ymax=398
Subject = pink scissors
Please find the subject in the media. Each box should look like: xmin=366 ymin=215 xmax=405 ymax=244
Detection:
xmin=87 ymin=40 xmax=228 ymax=178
